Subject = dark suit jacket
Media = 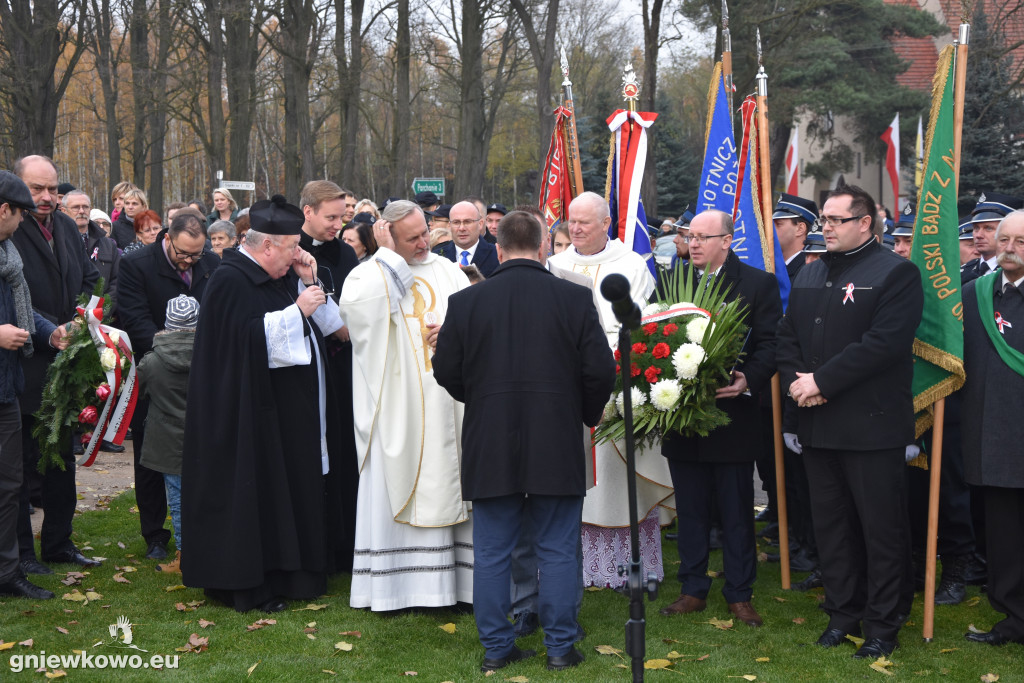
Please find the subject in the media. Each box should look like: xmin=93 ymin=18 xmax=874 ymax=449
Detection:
xmin=435 ymin=238 xmax=500 ymax=277
xmin=777 ymin=238 xmax=923 ymax=451
xmin=961 ymin=275 xmax=1024 ymax=488
xmin=118 ymin=229 xmax=220 ymax=357
xmin=12 ymin=210 xmax=101 ymax=413
xmin=661 ymin=250 xmax=782 ymax=463
xmin=432 ymin=258 xmax=615 ymax=500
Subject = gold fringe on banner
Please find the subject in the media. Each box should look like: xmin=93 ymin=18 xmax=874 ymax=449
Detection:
xmin=915 ymin=46 xmax=953 ymax=208
xmin=748 ymin=104 xmax=773 ymax=270
xmin=605 ymin=133 xmax=616 ymax=201
xmin=703 ymin=62 xmax=724 ymax=160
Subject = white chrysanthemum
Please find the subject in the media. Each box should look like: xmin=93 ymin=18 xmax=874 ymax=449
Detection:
xmin=672 ymin=342 xmax=706 ymax=380
xmin=673 ymin=301 xmax=696 ymax=309
xmin=650 ymin=379 xmax=682 ymax=411
xmin=642 ymin=302 xmax=668 ymax=317
xmin=100 ymin=347 xmax=118 ymax=372
xmin=685 ymin=317 xmax=709 ymax=344
xmin=615 ymin=386 xmax=648 ymax=415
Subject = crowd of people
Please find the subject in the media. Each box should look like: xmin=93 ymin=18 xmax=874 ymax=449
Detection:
xmin=0 ymin=154 xmax=1021 ymax=672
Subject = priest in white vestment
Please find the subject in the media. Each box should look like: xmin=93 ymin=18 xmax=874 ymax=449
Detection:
xmin=340 ymin=200 xmax=473 ymax=611
xmin=547 ymin=191 xmax=674 ymax=588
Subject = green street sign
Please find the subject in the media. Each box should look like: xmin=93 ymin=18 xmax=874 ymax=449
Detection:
xmin=411 ymin=177 xmax=445 ymax=196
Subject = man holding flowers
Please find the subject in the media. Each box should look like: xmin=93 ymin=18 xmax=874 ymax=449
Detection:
xmin=658 ymin=210 xmax=782 ymax=628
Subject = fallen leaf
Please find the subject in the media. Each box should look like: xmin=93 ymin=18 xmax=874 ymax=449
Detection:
xmin=773 ymin=597 xmax=786 ymax=602
xmin=322 ymin=671 xmax=336 ymax=676
xmin=706 ymin=570 xmax=723 ymax=578
xmin=666 ymin=651 xmax=683 ymax=659
xmin=304 ymin=627 xmax=318 ymax=634
xmin=697 ymin=654 xmax=710 ymax=661
xmin=91 ymin=557 xmax=107 ymax=562
xmin=757 ymin=552 xmax=769 ymax=562
xmin=198 ymin=619 xmax=215 ymax=628
xmin=0 ymin=642 xmax=13 ymax=651
xmin=247 ymin=661 xmax=259 ymax=677
xmin=403 ymin=673 xmax=418 ymax=677
xmin=334 ymin=641 xmax=353 ymax=652
xmin=165 ymin=584 xmax=187 ymax=592
xmin=18 ymin=639 xmax=33 ymax=648
xmin=845 ymin=634 xmax=865 ymax=647
xmin=43 ymin=671 xmax=66 ymax=679
xmin=247 ymin=618 xmax=277 ymax=631
xmin=84 ymin=591 xmax=103 ymax=601
xmin=756 ymin=657 xmax=770 ymax=662
xmin=67 ymin=621 xmax=78 ymax=626
xmin=965 ymin=597 xmax=981 ymax=607
xmin=177 ymin=603 xmax=195 ymax=612
xmin=117 ymin=541 xmax=126 ymax=549
xmin=307 ymin=634 xmax=316 ymax=640
xmin=306 ymin=621 xmax=316 ymax=628
xmin=438 ymin=623 xmax=457 ymax=634
xmin=585 ymin=586 xmax=602 ymax=592
xmin=292 ymin=603 xmax=328 ymax=611
xmin=338 ymin=630 xmax=361 ymax=638
xmin=595 ymin=644 xmax=623 ymax=656
xmin=55 ymin=627 xmax=69 ymax=635
xmin=112 ymin=573 xmax=131 ymax=584
xmin=967 ymin=624 xmax=984 ymax=634
xmin=940 ymin=648 xmax=958 ymax=653
xmin=505 ymin=677 xmax=529 ymax=682
xmin=644 ymin=659 xmax=672 ymax=669
xmin=62 ymin=589 xmax=87 ymax=603
xmin=20 ymin=610 xmax=35 ymax=616
xmin=792 ymin=617 xmax=805 ymax=624
xmin=980 ymin=675 xmax=999 ymax=683
xmin=176 ymin=633 xmax=209 ymax=654
xmin=187 ymin=600 xmax=205 ymax=608
xmin=708 ymin=617 xmax=734 ymax=630
xmin=119 ymin=566 xmax=137 ymax=573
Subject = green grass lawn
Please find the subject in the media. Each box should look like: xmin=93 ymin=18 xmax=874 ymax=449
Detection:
xmin=3 ymin=491 xmax=1023 ymax=681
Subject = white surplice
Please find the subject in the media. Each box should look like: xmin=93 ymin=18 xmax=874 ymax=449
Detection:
xmin=340 ymin=248 xmax=473 ymax=610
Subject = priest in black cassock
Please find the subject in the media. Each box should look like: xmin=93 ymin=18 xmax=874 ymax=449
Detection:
xmin=296 ymin=180 xmax=360 ymax=573
xmin=181 ymin=195 xmax=346 ymax=613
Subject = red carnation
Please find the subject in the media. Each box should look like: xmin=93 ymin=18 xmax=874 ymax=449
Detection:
xmin=630 ymin=362 xmax=641 ymax=377
xmin=614 ymin=349 xmax=622 ymax=362
xmin=80 ymin=432 xmax=93 ymax=445
xmin=643 ymin=323 xmax=658 ymax=336
xmin=663 ymin=323 xmax=679 ymax=335
xmin=631 ymin=342 xmax=648 ymax=355
xmin=644 ymin=366 xmax=662 ymax=383
xmin=95 ymin=383 xmax=112 ymax=401
xmin=615 ymin=364 xmax=621 ymax=374
xmin=652 ymin=342 xmax=671 ymax=359
xmin=78 ymin=405 xmax=99 ymax=426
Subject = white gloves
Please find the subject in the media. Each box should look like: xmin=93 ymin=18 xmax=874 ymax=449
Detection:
xmin=905 ymin=444 xmax=921 ymax=463
xmin=783 ymin=432 xmax=802 ymax=454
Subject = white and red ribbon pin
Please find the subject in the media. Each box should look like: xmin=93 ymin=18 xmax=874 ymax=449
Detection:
xmin=996 ymin=311 xmax=1012 ymax=334
xmin=842 ymin=283 xmax=856 ymax=305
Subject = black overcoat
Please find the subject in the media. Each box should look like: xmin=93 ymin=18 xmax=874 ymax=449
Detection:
xmin=117 ymin=230 xmax=219 ymax=357
xmin=661 ymin=250 xmax=782 ymax=463
xmin=432 ymin=258 xmax=615 ymax=500
xmin=11 ymin=210 xmax=100 ymax=413
xmin=777 ymin=238 xmax=923 ymax=451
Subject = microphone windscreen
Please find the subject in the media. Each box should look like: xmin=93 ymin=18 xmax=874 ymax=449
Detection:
xmin=600 ymin=273 xmax=631 ymax=302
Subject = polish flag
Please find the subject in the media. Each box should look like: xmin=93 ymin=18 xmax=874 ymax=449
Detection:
xmin=880 ymin=113 xmax=900 ymax=210
xmin=785 ymin=126 xmax=799 ymax=195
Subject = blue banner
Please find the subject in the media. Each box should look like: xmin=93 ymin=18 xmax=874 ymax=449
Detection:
xmin=696 ymin=66 xmax=738 ymax=216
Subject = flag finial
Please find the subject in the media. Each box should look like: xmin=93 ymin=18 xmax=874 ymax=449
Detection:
xmin=560 ymin=45 xmax=570 ymax=87
xmin=622 ymin=63 xmax=640 ymax=104
xmin=756 ymin=29 xmax=768 ymax=96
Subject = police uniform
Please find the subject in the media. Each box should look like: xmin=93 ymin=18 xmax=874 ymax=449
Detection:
xmin=961 ymin=193 xmax=1024 ymax=283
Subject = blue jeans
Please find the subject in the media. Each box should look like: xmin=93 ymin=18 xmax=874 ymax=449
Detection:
xmin=163 ymin=474 xmax=181 ymax=551
xmin=474 ymin=494 xmax=583 ymax=658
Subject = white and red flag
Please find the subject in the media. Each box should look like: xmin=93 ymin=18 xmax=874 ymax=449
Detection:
xmin=880 ymin=112 xmax=900 ymax=209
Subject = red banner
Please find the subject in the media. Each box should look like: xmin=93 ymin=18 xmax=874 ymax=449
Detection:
xmin=540 ymin=107 xmax=573 ymax=230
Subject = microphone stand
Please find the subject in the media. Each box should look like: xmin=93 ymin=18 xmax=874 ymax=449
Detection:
xmin=615 ymin=315 xmax=659 ymax=683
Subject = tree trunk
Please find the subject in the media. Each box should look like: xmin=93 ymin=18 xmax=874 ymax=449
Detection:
xmin=276 ymin=0 xmax=318 ymax=201
xmin=204 ymin=0 xmax=227 ymax=193
xmin=129 ymin=0 xmax=150 ymax=187
xmin=336 ymin=0 xmax=365 ymax=187
xmin=390 ymin=0 xmax=411 ymax=198
xmin=640 ymin=0 xmax=664 ymax=219
xmin=224 ymin=0 xmax=262 ymax=183
xmin=88 ymin=0 xmax=124 ymax=196
xmin=0 ymin=0 xmax=86 ymax=159
xmin=453 ymin=0 xmax=488 ymax=199
xmin=146 ymin=0 xmax=173 ymax=214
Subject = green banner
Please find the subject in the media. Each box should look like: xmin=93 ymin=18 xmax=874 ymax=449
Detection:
xmin=908 ymin=44 xmax=965 ymax=436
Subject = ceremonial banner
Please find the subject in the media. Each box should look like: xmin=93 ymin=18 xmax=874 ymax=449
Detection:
xmin=915 ymin=115 xmax=924 ymax=190
xmin=696 ymin=63 xmax=738 ymax=215
xmin=607 ymin=108 xmax=658 ymax=276
xmin=909 ymin=45 xmax=965 ymax=435
xmin=881 ymin=112 xmax=900 ymax=209
xmin=785 ymin=125 xmax=799 ymax=195
xmin=733 ymin=96 xmax=791 ymax=309
xmin=540 ymin=106 xmax=573 ymax=230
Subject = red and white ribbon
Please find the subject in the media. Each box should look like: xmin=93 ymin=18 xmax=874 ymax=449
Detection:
xmin=75 ymin=295 xmax=139 ymax=466
xmin=842 ymin=283 xmax=856 ymax=305
xmin=995 ymin=311 xmax=1012 ymax=334
xmin=607 ymin=109 xmax=658 ymax=251
xmin=642 ymin=303 xmax=711 ymax=325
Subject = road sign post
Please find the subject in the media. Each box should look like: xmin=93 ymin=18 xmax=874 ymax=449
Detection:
xmin=411 ymin=177 xmax=445 ymax=197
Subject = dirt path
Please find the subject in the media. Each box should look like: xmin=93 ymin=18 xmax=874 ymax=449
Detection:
xmin=29 ymin=445 xmax=136 ymax=535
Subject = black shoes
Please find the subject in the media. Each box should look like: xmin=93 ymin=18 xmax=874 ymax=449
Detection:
xmin=792 ymin=569 xmax=823 ymax=591
xmin=20 ymin=558 xmax=53 ymax=575
xmin=513 ymin=611 xmax=539 ymax=638
xmin=146 ymin=542 xmax=169 ymax=560
xmin=101 ymin=440 xmax=125 ymax=453
xmin=757 ymin=521 xmax=779 ymax=539
xmin=754 ymin=507 xmax=776 ymax=523
xmin=816 ymin=627 xmax=859 ymax=648
xmin=0 ymin=576 xmax=55 ymax=600
xmin=481 ymin=646 xmax=535 ymax=672
xmin=547 ymin=648 xmax=584 ymax=670
xmin=965 ymin=629 xmax=1024 ymax=646
xmin=42 ymin=550 xmax=101 ymax=568
xmin=853 ymin=638 xmax=898 ymax=659
xmin=764 ymin=547 xmax=818 ymax=573
xmin=258 ymin=598 xmax=288 ymax=613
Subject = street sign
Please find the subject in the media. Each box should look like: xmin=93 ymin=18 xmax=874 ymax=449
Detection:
xmin=411 ymin=177 xmax=445 ymax=196
xmin=220 ymin=180 xmax=256 ymax=191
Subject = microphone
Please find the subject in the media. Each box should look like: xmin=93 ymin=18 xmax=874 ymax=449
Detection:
xmin=600 ymin=273 xmax=642 ymax=330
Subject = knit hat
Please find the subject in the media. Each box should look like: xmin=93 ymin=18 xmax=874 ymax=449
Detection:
xmin=164 ymin=295 xmax=200 ymax=331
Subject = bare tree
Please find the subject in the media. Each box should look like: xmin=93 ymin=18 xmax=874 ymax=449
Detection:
xmin=389 ymin=0 xmax=411 ymax=197
xmin=85 ymin=0 xmax=129 ymax=192
xmin=0 ymin=0 xmax=88 ymax=160
xmin=509 ymin=0 xmax=560 ymax=188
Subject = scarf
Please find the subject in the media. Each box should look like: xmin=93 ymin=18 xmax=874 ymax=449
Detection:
xmin=0 ymin=240 xmax=36 ymax=357
xmin=975 ymin=270 xmax=1024 ymax=377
